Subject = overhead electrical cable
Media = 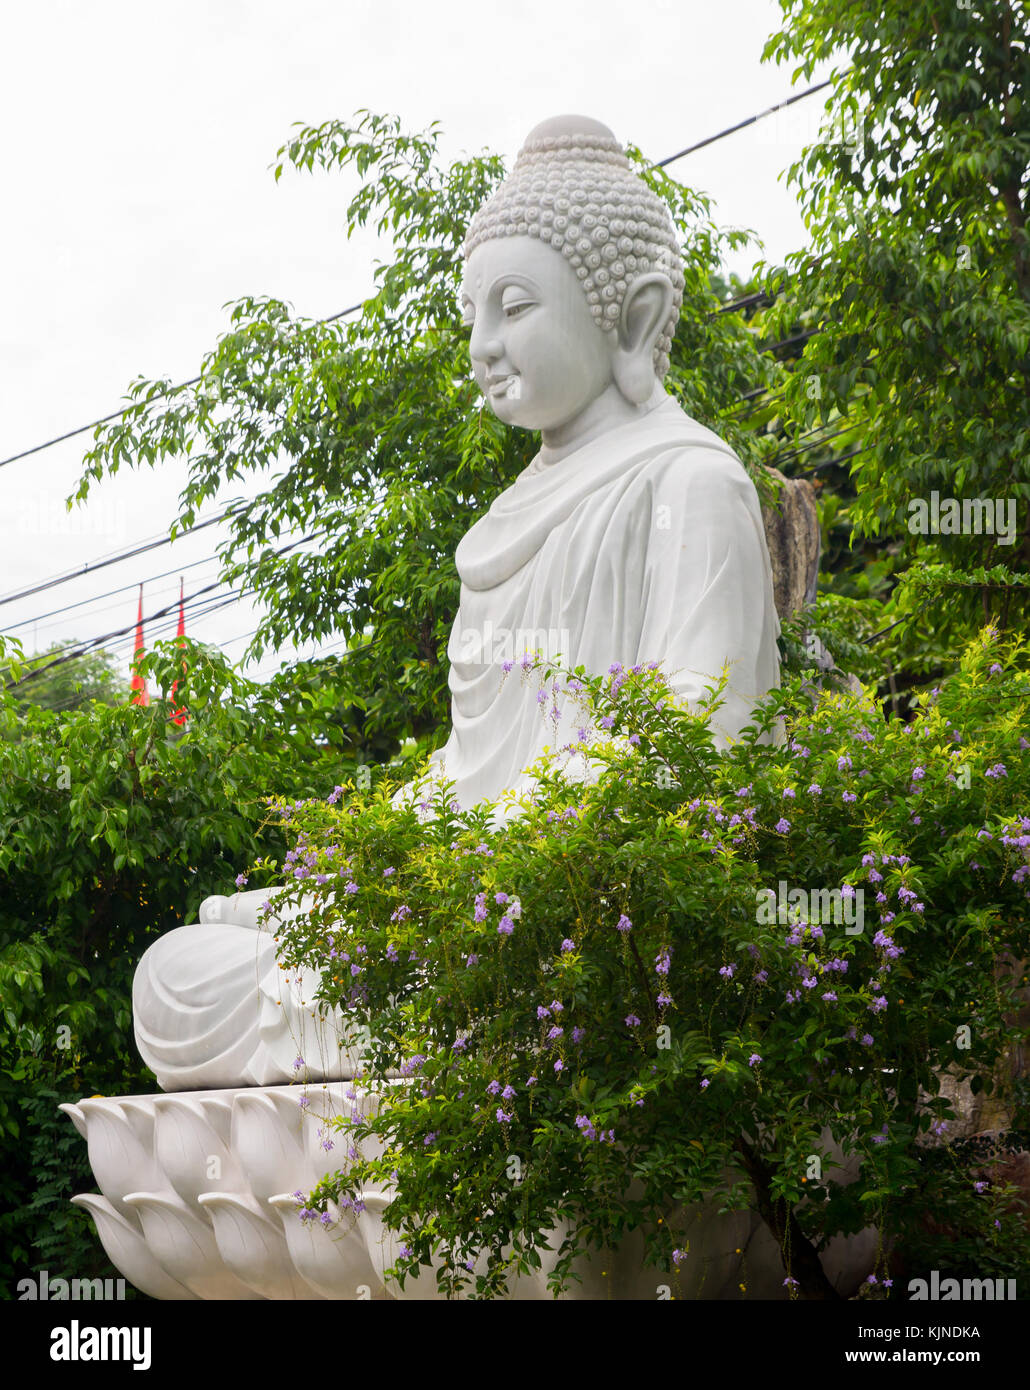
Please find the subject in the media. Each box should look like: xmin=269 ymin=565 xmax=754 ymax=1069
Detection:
xmin=0 ymin=505 xmax=244 ymax=610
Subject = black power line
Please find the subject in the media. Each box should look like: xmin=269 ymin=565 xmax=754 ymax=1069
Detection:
xmin=3 ymin=552 xmax=221 ymax=633
xmin=656 ymin=79 xmax=836 ymax=167
xmin=6 ymin=527 xmax=323 ymax=692
xmin=0 ymin=505 xmax=244 ymax=611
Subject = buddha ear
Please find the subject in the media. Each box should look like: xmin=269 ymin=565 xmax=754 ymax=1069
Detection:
xmin=613 ymin=273 xmax=673 ymax=405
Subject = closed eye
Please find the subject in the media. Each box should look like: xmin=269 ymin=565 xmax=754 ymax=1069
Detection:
xmin=503 ymin=301 xmax=534 ymax=319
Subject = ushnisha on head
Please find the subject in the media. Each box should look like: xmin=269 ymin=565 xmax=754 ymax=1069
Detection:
xmin=460 ymin=115 xmax=686 ymax=449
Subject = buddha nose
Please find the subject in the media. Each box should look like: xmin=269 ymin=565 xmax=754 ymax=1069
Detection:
xmin=469 ymin=323 xmax=503 ymax=368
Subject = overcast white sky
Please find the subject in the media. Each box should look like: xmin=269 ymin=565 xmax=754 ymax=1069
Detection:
xmin=0 ymin=0 xmax=837 ymax=685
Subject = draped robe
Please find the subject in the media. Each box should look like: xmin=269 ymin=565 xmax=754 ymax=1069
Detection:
xmin=132 ymin=390 xmax=783 ymax=1091
xmin=420 ymin=389 xmax=783 ymax=812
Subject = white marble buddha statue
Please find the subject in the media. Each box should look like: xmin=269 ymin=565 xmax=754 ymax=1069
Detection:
xmin=408 ymin=113 xmax=782 ymax=812
xmin=132 ymin=114 xmax=782 ymax=1092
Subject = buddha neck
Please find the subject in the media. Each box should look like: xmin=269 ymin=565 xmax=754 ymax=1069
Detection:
xmin=537 ymin=382 xmax=669 ymax=467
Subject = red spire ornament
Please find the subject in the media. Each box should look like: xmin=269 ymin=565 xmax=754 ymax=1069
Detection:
xmin=170 ymin=577 xmax=188 ymax=725
xmin=130 ymin=584 xmax=150 ymax=707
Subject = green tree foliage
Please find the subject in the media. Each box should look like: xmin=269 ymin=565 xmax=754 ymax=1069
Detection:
xmin=760 ymin=0 xmax=1030 ymax=703
xmin=262 ymin=631 xmax=1030 ymax=1299
xmin=0 ymin=638 xmax=343 ymax=1289
xmin=1 ymin=641 xmax=128 ymax=729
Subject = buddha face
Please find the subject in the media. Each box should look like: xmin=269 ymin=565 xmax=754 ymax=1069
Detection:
xmin=461 ymin=236 xmax=617 ymax=433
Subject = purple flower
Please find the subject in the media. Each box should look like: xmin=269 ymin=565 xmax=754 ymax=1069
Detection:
xmin=293 ymin=1056 xmax=305 ymax=1071
xmin=748 ymin=1053 xmax=762 ymax=1067
xmin=775 ymin=818 xmax=791 ymax=834
xmin=656 ymin=991 xmax=673 ymax=1008
xmin=656 ymin=950 xmax=672 ymax=976
xmin=625 ymin=1014 xmax=641 ymax=1027
xmin=235 ymin=873 xmax=249 ymax=888
xmin=807 ymin=783 xmax=822 ymax=795
xmin=501 ymin=1084 xmax=516 ymax=1100
xmin=526 ymin=1075 xmax=537 ymax=1087
xmin=719 ymin=962 xmax=736 ymax=980
xmin=861 ymin=1033 xmax=874 ymax=1046
xmin=547 ymin=1025 xmax=564 ymax=1041
xmin=699 ymin=1078 xmax=710 ymax=1090
xmin=554 ymin=1059 xmax=564 ymax=1072
xmin=755 ymin=969 xmax=769 ymax=984
xmin=498 ymin=916 xmax=515 ymax=935
xmin=560 ymin=938 xmax=576 ymax=953
xmin=494 ymin=892 xmax=509 ymax=905
xmin=672 ymin=1248 xmax=687 ymax=1265
xmin=572 ymin=1026 xmax=585 ymax=1043
xmin=616 ymin=914 xmax=633 ymax=933
xmin=822 ymin=991 xmax=838 ymax=1003
xmin=837 ymin=754 xmax=852 ymax=771
xmin=487 ymin=1080 xmax=501 ymax=1095
xmin=842 ymin=792 xmax=857 ymax=803
xmin=537 ymin=1005 xmax=551 ymax=1020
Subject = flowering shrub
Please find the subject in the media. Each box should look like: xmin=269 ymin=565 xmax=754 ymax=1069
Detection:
xmin=255 ymin=626 xmax=1030 ymax=1298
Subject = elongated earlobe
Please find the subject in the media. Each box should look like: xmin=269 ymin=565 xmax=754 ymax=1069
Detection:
xmin=613 ymin=274 xmax=674 ymax=405
xmin=614 ymin=356 xmax=658 ymax=405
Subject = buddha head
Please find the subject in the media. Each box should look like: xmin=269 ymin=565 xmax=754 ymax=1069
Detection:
xmin=461 ymin=115 xmax=685 ymax=440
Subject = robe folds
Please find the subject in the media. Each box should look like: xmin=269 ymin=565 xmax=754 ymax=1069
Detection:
xmin=132 ymin=890 xmax=358 ymax=1091
xmin=422 ymin=390 xmax=784 ymax=812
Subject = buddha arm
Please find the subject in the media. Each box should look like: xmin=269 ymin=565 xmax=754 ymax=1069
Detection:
xmin=196 ymin=888 xmax=287 ymax=929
